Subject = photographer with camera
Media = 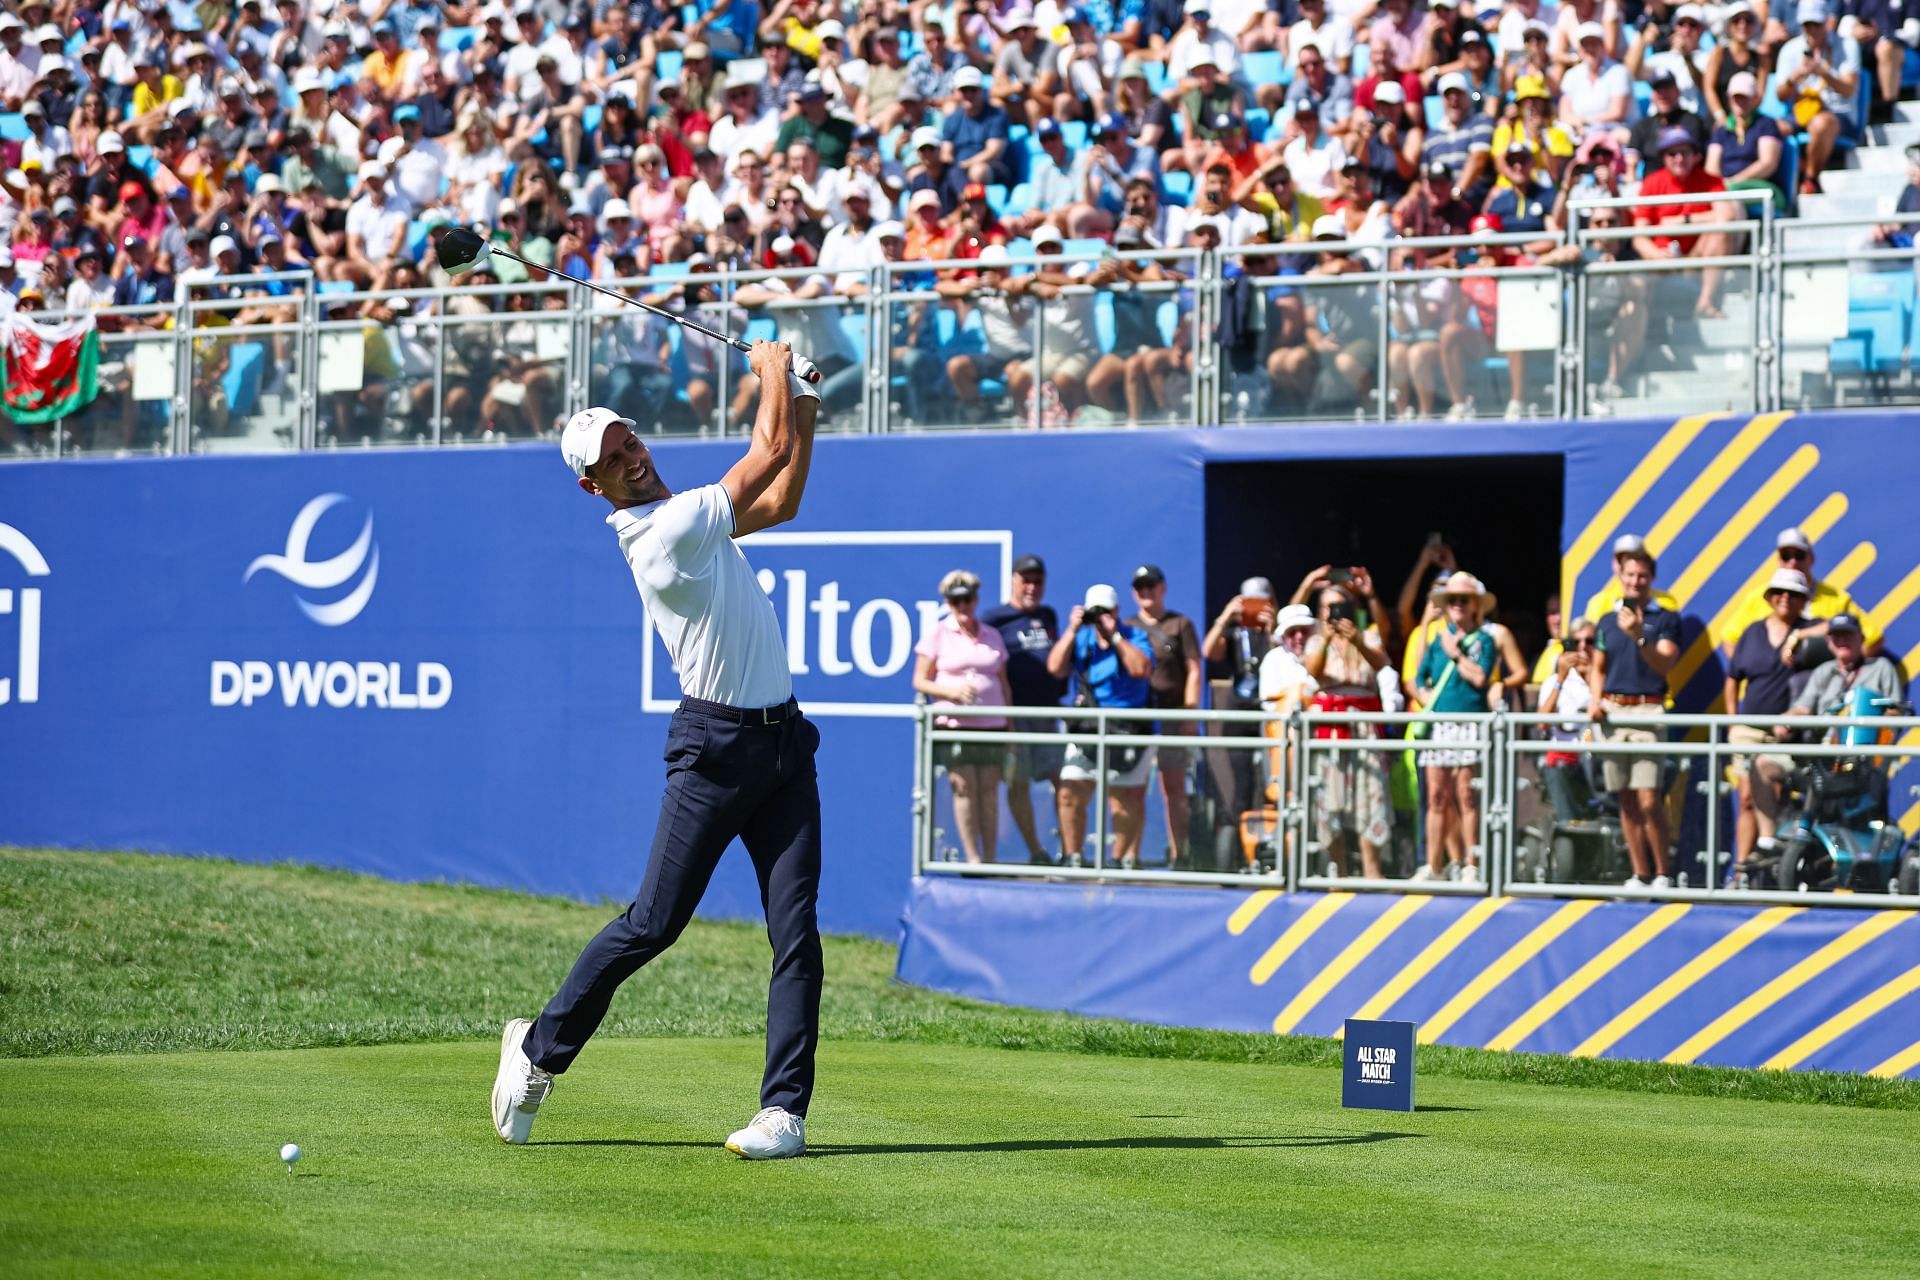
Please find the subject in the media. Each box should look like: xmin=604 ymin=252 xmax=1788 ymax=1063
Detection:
xmin=1047 ymin=584 xmax=1156 ymax=869
xmin=1296 ymin=567 xmax=1393 ymax=879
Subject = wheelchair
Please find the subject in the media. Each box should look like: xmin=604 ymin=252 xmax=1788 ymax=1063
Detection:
xmin=1751 ymin=696 xmax=1920 ymax=895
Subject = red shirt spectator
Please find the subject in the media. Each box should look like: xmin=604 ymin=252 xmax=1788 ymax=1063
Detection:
xmin=1635 ymin=161 xmax=1727 ymax=250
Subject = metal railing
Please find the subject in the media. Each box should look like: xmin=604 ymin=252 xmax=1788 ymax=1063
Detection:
xmin=7 ymin=211 xmax=1918 ymax=457
xmin=914 ymin=702 xmax=1920 ymax=910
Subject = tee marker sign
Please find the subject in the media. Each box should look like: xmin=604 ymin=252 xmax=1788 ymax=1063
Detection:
xmin=1343 ymin=1019 xmax=1416 ymax=1112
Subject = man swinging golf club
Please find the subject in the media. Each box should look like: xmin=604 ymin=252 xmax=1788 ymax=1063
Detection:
xmin=492 ymin=339 xmax=823 ymax=1160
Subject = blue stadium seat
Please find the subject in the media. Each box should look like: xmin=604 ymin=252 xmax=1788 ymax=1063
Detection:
xmin=1061 ymin=120 xmax=1088 ymax=150
xmin=0 ymin=113 xmax=26 ymax=142
xmin=1244 ymin=107 xmax=1271 ymax=140
xmin=1351 ymin=44 xmax=1370 ymax=78
xmin=224 ymin=342 xmax=266 ymax=417
xmin=839 ymin=310 xmax=868 ymax=362
xmin=1759 ymin=73 xmax=1790 ymax=121
xmin=1632 ymin=79 xmax=1653 ymax=116
xmin=649 ymin=261 xmax=693 ymax=280
xmin=744 ymin=317 xmax=778 ymax=346
xmin=440 ymin=27 xmax=477 ymax=52
xmin=1062 ymin=237 xmax=1106 ymax=258
xmin=583 ymin=104 xmax=602 ymax=133
xmin=656 ymin=50 xmax=684 ymax=83
xmin=1905 ymin=45 xmax=1920 ymax=93
xmin=1144 ymin=61 xmax=1170 ymax=95
xmin=404 ymin=219 xmax=429 ymax=262
xmin=1241 ymin=50 xmax=1287 ymax=90
xmin=986 ymin=182 xmax=1010 ymax=216
xmin=1832 ymin=274 xmax=1915 ymax=374
xmin=1161 ymin=170 xmax=1193 ymax=205
xmin=1002 ymin=182 xmax=1035 ymax=217
xmin=1095 ymin=291 xmax=1116 ymax=352
xmin=1424 ymin=94 xmax=1444 ymax=131
xmin=1156 ymin=299 xmax=1179 ymax=345
xmin=126 ymin=144 xmax=155 ymax=175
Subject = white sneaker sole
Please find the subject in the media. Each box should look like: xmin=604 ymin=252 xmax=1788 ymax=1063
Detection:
xmin=724 ymin=1139 xmax=806 ymax=1160
xmin=493 ymin=1018 xmax=534 ymax=1145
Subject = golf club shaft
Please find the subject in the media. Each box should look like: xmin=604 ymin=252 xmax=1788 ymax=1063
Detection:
xmin=484 ymin=243 xmax=821 ymax=382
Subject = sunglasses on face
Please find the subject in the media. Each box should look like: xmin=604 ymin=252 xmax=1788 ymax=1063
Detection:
xmin=946 ymin=592 xmax=977 ymax=604
xmin=1779 ymin=547 xmax=1809 ymax=562
xmin=1569 ymin=636 xmax=1597 ymax=649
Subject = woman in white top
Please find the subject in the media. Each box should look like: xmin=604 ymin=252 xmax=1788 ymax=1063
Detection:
xmin=445 ymin=111 xmax=508 ymax=227
xmin=1537 ymin=615 xmax=1599 ymax=822
xmin=1558 ymin=22 xmax=1634 ymax=142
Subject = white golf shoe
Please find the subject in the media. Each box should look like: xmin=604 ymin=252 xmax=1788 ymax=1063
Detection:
xmin=491 ymin=1018 xmax=553 ymax=1145
xmin=725 ymin=1106 xmax=806 ymax=1160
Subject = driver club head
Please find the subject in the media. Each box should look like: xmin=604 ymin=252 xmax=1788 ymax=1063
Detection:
xmin=437 ymin=226 xmax=492 ymax=276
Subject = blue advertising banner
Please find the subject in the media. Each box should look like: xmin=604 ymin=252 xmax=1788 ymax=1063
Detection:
xmin=1343 ymin=1020 xmax=1416 ymax=1112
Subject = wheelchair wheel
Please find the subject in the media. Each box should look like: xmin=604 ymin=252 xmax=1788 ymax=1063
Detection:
xmin=1900 ymin=850 xmax=1920 ymax=898
xmin=1777 ymin=838 xmax=1832 ymax=893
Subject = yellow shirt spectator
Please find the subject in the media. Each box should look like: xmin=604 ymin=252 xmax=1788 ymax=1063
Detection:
xmin=1490 ymin=117 xmax=1574 ymax=189
xmin=131 ymin=74 xmax=183 ymax=118
xmin=1248 ymin=189 xmax=1325 ymax=241
xmin=362 ymin=48 xmax=410 ymax=98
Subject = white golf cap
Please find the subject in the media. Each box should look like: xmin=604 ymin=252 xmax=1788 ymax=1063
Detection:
xmin=1373 ymin=79 xmax=1405 ymax=104
xmin=1612 ymin=533 xmax=1648 ymax=557
xmin=909 ymin=187 xmax=941 ymax=210
xmin=1574 ymin=19 xmax=1605 ymax=42
xmin=1795 ymin=0 xmax=1825 ymax=22
xmin=770 ymin=233 xmax=797 ymax=254
xmin=815 ymin=17 xmax=846 ymax=38
xmin=31 ymin=23 xmax=61 ymax=43
xmin=0 ymin=15 xmax=19 ymax=32
xmin=1189 ymin=46 xmax=1218 ymax=68
xmin=210 ymin=234 xmax=238 ymax=258
xmin=256 ymin=173 xmax=284 ymax=193
xmin=602 ymin=197 xmax=632 ymax=219
xmin=1776 ymin=526 xmax=1813 ymax=552
xmin=1437 ymin=71 xmax=1470 ymax=94
xmin=952 ymin=65 xmax=985 ymax=90
xmin=1184 ymin=0 xmax=1210 ymax=12
xmin=360 ymin=161 xmax=388 ymax=181
xmin=1275 ymin=603 xmax=1317 ymax=633
xmin=1728 ymin=70 xmax=1760 ymax=98
xmin=1084 ymin=583 xmax=1121 ymax=611
xmin=977 ymin=242 xmax=1010 ymax=265
xmin=560 ymin=407 xmax=635 ymax=478
xmin=1031 ymin=223 xmax=1063 ymax=247
xmin=97 ymin=129 xmax=125 ymax=154
xmin=1766 ymin=568 xmax=1812 ymax=596
xmin=873 ymin=219 xmax=905 ymax=240
xmin=910 ymin=125 xmax=942 ymax=151
xmin=1673 ymin=2 xmax=1706 ymax=22
xmin=294 ymin=68 xmax=327 ymax=93
xmin=1311 ymin=213 xmax=1347 ymax=239
xmin=1239 ymin=576 xmax=1274 ymax=600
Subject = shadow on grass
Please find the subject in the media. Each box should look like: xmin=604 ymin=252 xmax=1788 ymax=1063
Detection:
xmin=539 ymin=1132 xmax=1425 ymax=1156
xmin=1414 ymin=1105 xmax=1477 ymax=1113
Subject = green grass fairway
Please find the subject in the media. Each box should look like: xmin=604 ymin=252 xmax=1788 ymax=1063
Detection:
xmin=5 ymin=847 xmax=1920 ymax=1277
xmin=8 ymin=1037 xmax=1920 ymax=1279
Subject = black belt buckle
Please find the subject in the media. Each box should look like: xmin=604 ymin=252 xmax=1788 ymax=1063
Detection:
xmin=761 ymin=703 xmax=784 ymax=726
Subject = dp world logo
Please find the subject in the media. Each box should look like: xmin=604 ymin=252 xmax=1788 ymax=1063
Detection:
xmin=245 ymin=494 xmax=380 ymax=626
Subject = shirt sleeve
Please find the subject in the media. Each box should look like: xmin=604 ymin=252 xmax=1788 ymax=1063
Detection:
xmin=652 ymin=484 xmax=735 ymax=570
xmin=1651 ymin=608 xmax=1683 ymax=647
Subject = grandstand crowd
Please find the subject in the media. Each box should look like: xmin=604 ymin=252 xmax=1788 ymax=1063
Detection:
xmin=0 ymin=0 xmax=1912 ymax=444
xmin=915 ymin=529 xmax=1906 ymax=886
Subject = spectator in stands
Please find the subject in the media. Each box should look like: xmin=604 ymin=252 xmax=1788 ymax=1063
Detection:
xmin=906 ymin=23 xmax=968 ymax=108
xmin=1777 ymin=2 xmax=1864 ymax=195
xmin=942 ymin=66 xmax=1014 ymax=188
xmin=1204 ymin=576 xmax=1279 ymax=713
xmin=1788 ymin=613 xmax=1905 ymax=719
xmin=1173 ymin=49 xmax=1245 ymax=175
xmin=1126 ymin=564 xmax=1203 ymax=868
xmin=1004 ymin=224 xmax=1098 ymax=420
xmin=1026 ymin=119 xmax=1104 ymax=236
xmin=1451 ymin=29 xmax=1502 ymax=114
xmin=858 ymin=29 xmax=916 ymax=136
xmin=1543 ymin=202 xmax=1651 ymax=406
xmin=733 ymin=235 xmax=864 ymax=416
xmin=1258 ymin=603 xmax=1321 ymax=711
xmin=1396 ymin=159 xmax=1477 ymax=245
xmin=1727 ymin=526 xmax=1882 ymax=649
xmin=708 ymin=62 xmax=779 ymax=164
xmin=1422 ymin=72 xmax=1497 ymax=207
xmin=1168 ymin=1 xmax=1243 ymax=83
xmin=1628 ymin=69 xmax=1712 ymax=173
xmin=1080 ymin=115 xmax=1160 ymax=226
xmin=912 ymin=569 xmax=1013 ymax=866
xmin=1559 ymin=22 xmax=1634 ymax=144
xmin=1589 ymin=543 xmax=1681 ymax=888
xmin=1280 ymin=98 xmax=1350 ymax=199
xmin=777 ymin=83 xmax=854 ymax=170
xmin=1703 ymin=3 xmax=1769 ymax=124
xmin=1633 ymin=126 xmax=1739 ymax=319
xmin=1494 ymin=77 xmax=1574 ymax=191
xmin=1725 ymin=568 xmax=1819 ymax=874
xmin=1537 ymin=615 xmax=1600 ymax=824
xmin=1048 ymin=583 xmax=1156 ymax=869
xmin=1084 ymin=231 xmax=1182 ymax=422
xmin=1289 ymin=2 xmax=1356 ymax=76
xmin=1440 ymin=212 xmax=1529 ymax=420
xmin=1484 ymin=143 xmax=1559 ymax=253
xmin=988 ymin=8 xmax=1052 ymax=130
xmin=1281 ymin=39 xmax=1356 ymax=130
xmin=1352 ymin=82 xmax=1423 ymax=204
xmin=939 ymin=243 xmax=1036 ymax=422
xmin=983 ymin=554 xmax=1068 ymax=864
xmin=1582 ymin=534 xmax=1683 ymax=621
xmin=1848 ymin=0 xmax=1913 ymax=127
xmin=1298 ymin=569 xmax=1392 ymax=879
xmin=1629 ymin=5 xmax=1711 ymax=117
xmin=1708 ymin=73 xmax=1788 ymax=213
xmin=1351 ymin=30 xmax=1423 ymax=137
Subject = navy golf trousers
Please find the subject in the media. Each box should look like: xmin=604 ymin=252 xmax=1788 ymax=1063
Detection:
xmin=522 ymin=696 xmax=824 ymax=1116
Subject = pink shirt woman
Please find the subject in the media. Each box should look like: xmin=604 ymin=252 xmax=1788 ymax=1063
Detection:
xmin=912 ymin=570 xmax=1012 ymax=865
xmin=915 ymin=609 xmax=1010 ymax=729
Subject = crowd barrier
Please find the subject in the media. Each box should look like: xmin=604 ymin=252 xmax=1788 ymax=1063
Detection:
xmin=7 ymin=212 xmax=1919 ymax=458
xmin=918 ymin=703 xmax=1920 ymax=911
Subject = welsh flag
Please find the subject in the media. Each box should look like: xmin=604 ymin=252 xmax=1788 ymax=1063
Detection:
xmin=2 ymin=311 xmax=101 ymax=424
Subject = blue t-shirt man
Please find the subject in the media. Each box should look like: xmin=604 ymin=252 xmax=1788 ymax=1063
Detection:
xmin=1072 ymin=620 xmax=1154 ymax=708
xmin=982 ymin=600 xmax=1066 ymax=708
xmin=1485 ymin=180 xmax=1555 ymax=235
xmin=1595 ymin=599 xmax=1682 ymax=697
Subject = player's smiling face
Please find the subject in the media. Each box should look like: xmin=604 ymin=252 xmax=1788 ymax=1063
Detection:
xmin=582 ymin=422 xmax=669 ymax=507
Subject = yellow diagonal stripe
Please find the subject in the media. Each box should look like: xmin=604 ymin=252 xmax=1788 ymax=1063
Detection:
xmin=1486 ymin=904 xmax=1692 ymax=1053
xmin=1867 ymin=1040 xmax=1920 ymax=1079
xmin=1867 ymin=562 xmax=1920 ymax=639
xmin=1249 ymin=893 xmax=1353 ymax=986
xmin=1761 ymin=963 xmax=1920 ymax=1071
xmin=1824 ymin=542 xmax=1877 ymax=591
xmin=1666 ymin=495 xmax=1850 ymax=694
xmin=1904 ymin=801 xmax=1920 ymax=838
xmin=1418 ymin=899 xmax=1604 ymax=1045
xmin=1571 ymin=907 xmax=1801 ymax=1059
xmin=1227 ymin=890 xmax=1282 ymax=936
xmin=1663 ymin=911 xmax=1910 ymax=1064
xmin=1347 ymin=897 xmax=1514 ymax=1026
xmin=1644 ymin=412 xmax=1790 ymax=556
xmin=1558 ymin=413 xmax=1722 ymax=619
xmin=1271 ymin=896 xmax=1432 ymax=1035
xmin=1668 ymin=445 xmax=1820 ymax=606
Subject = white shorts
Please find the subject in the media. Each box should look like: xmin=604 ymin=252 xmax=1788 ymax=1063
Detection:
xmin=1061 ymin=740 xmax=1156 ymax=788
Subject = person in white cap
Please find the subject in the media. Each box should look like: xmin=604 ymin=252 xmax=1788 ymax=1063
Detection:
xmin=1724 ymin=526 xmax=1880 ymax=650
xmin=340 ymin=160 xmax=411 ymax=286
xmin=1046 ymin=583 xmax=1155 ymax=868
xmin=1773 ymin=0 xmax=1861 ymax=194
xmin=1723 ymin=567 xmax=1819 ymax=873
xmin=493 ymin=340 xmax=824 ymax=1160
xmin=1581 ymin=533 xmax=1681 ymax=621
xmin=1558 ymin=19 xmax=1632 ymax=140
xmin=941 ymin=63 xmax=1014 ymax=185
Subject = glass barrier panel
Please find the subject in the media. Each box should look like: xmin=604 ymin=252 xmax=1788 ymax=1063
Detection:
xmin=53 ymin=325 xmax=175 ymax=457
xmin=1779 ymin=259 xmax=1920 ymax=413
xmin=1584 ymin=260 xmax=1755 ymax=419
xmin=1298 ymin=730 xmax=1489 ymax=886
xmin=586 ymin=297 xmax=722 ymax=437
xmin=186 ymin=322 xmax=302 ymax=453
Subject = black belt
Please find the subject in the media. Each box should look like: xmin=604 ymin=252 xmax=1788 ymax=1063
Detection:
xmin=680 ymin=695 xmax=799 ymax=725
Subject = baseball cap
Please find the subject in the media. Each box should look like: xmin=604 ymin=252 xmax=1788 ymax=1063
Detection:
xmin=97 ymin=130 xmax=125 ymax=155
xmin=360 ymin=161 xmax=388 ymax=181
xmin=0 ymin=15 xmax=18 ymax=32
xmin=18 ymin=100 xmax=40 ymax=116
xmin=1777 ymin=526 xmax=1813 ymax=552
xmin=603 ymin=197 xmax=633 ymax=220
xmin=118 ymin=178 xmax=146 ymax=200
xmin=1113 ymin=222 xmax=1145 ymax=247
xmin=1766 ymin=568 xmax=1812 ymax=596
xmin=797 ymin=81 xmax=828 ymax=101
xmin=256 ymin=173 xmax=284 ymax=194
xmin=953 ymin=65 xmax=984 ymax=90
xmin=560 ymin=407 xmax=635 ymax=478
xmin=1373 ymin=80 xmax=1405 ymax=104
xmin=770 ymin=233 xmax=797 ymax=255
xmin=685 ymin=41 xmax=711 ymax=58
xmin=1275 ymin=603 xmax=1317 ymax=634
xmin=1728 ymin=71 xmax=1760 ymax=99
xmin=1031 ymin=223 xmax=1063 ymax=247
xmin=1612 ymin=533 xmax=1648 ymax=558
xmin=1425 ymin=159 xmax=1453 ymax=180
xmin=962 ymin=181 xmax=988 ymax=201
xmin=1514 ymin=74 xmax=1551 ymax=102
xmin=210 ymin=234 xmax=239 ymax=258
xmin=1189 ymin=47 xmax=1219 ymax=69
xmin=1183 ymin=0 xmax=1210 ymax=13
xmin=1657 ymin=125 xmax=1697 ymax=154
xmin=1292 ymin=97 xmax=1319 ymax=114
xmin=911 ymin=126 xmax=942 ymax=152
xmin=1240 ymin=576 xmax=1276 ymax=601
xmin=977 ymin=243 xmax=1011 ymax=266
xmin=394 ymin=104 xmax=421 ymax=122
xmin=0 ymin=247 xmax=15 ymax=268
xmin=1574 ymin=19 xmax=1605 ymax=43
xmin=1210 ymin=111 xmax=1244 ymax=132
xmin=1084 ymin=584 xmax=1121 ymax=612
xmin=1828 ymin=613 xmax=1862 ymax=634
xmin=1673 ymin=3 xmax=1706 ymax=24
xmin=1437 ymin=71 xmax=1470 ymax=96
xmin=1647 ymin=69 xmax=1678 ymax=90
xmin=1459 ymin=28 xmax=1487 ymax=46
xmin=1013 ymin=553 xmax=1047 ymax=575
xmin=1132 ymin=564 xmax=1165 ymax=587
xmin=1725 ymin=0 xmax=1755 ymax=17
xmin=1093 ymin=111 xmax=1129 ymax=137
xmin=51 ymin=195 xmax=74 ymax=215
xmin=815 ymin=17 xmax=846 ymax=38
xmin=909 ymin=187 xmax=941 ymax=211
xmin=1034 ymin=117 xmax=1061 ymax=139
xmin=1795 ymin=0 xmax=1825 ymax=23
xmin=873 ymin=219 xmax=905 ymax=241
xmin=1003 ymin=7 xmax=1035 ymax=29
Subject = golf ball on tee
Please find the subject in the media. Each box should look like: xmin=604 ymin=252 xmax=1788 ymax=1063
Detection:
xmin=280 ymin=1143 xmax=301 ymax=1167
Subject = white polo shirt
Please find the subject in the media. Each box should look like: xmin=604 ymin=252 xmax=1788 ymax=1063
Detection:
xmin=608 ymin=483 xmax=793 ymax=709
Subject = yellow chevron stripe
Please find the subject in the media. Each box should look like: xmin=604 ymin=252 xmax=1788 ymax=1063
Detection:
xmin=1669 ymin=445 xmax=1821 ymax=606
xmin=1249 ymin=893 xmax=1354 ymax=986
xmin=1662 ymin=911 xmax=1910 ymax=1064
xmin=1571 ymin=906 xmax=1801 ymax=1060
xmin=1347 ymin=897 xmax=1514 ymax=1026
xmin=1867 ymin=1040 xmax=1920 ymax=1079
xmin=1867 ymin=562 xmax=1920 ymax=639
xmin=1227 ymin=890 xmax=1282 ymax=936
xmin=1824 ymin=542 xmax=1877 ymax=592
xmin=1904 ymin=801 xmax=1920 ymax=838
xmin=1761 ymin=963 xmax=1920 ymax=1070
xmin=1270 ymin=896 xmax=1432 ymax=1035
xmin=1644 ymin=413 xmax=1790 ymax=556
xmin=1558 ymin=413 xmax=1722 ymax=623
xmin=1486 ymin=904 xmax=1692 ymax=1053
xmin=1418 ymin=900 xmax=1604 ymax=1045
xmin=1664 ymin=488 xmax=1844 ymax=695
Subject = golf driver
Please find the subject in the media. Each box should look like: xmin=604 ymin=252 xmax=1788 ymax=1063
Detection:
xmin=436 ymin=226 xmax=821 ymax=382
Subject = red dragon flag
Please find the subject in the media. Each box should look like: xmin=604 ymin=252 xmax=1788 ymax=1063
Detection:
xmin=2 ymin=311 xmax=101 ymax=424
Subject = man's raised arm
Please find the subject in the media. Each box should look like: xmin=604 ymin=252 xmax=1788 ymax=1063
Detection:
xmin=722 ymin=341 xmax=800 ymax=535
xmin=729 ymin=342 xmax=822 ymax=537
